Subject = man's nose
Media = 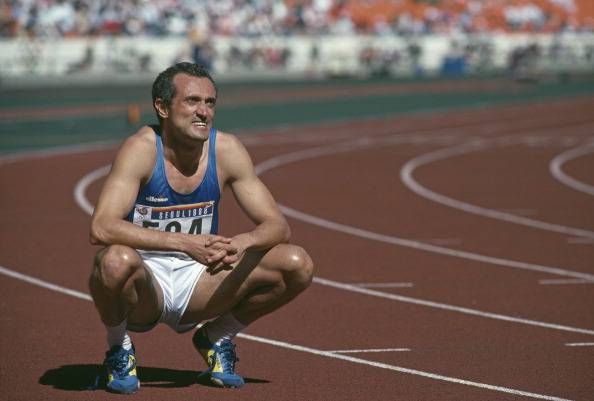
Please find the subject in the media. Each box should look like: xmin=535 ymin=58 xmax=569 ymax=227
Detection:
xmin=196 ymin=101 xmax=208 ymax=116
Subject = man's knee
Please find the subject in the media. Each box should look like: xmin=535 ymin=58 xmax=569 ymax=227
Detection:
xmin=282 ymin=245 xmax=314 ymax=292
xmin=91 ymin=245 xmax=142 ymax=291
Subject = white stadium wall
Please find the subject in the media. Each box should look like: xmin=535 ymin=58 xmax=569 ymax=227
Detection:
xmin=0 ymin=33 xmax=592 ymax=83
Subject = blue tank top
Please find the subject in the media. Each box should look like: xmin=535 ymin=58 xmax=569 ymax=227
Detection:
xmin=126 ymin=127 xmax=220 ymax=243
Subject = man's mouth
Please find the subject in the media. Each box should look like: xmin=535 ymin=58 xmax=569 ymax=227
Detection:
xmin=192 ymin=121 xmax=208 ymax=128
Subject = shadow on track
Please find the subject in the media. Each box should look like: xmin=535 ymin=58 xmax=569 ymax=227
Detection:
xmin=39 ymin=364 xmax=269 ymax=391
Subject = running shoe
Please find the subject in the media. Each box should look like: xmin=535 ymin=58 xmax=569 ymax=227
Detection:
xmin=103 ymin=344 xmax=140 ymax=394
xmin=192 ymin=327 xmax=245 ymax=388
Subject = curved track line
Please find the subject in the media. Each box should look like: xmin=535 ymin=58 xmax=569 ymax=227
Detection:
xmin=74 ymin=148 xmax=594 ymax=336
xmin=253 ymin=137 xmax=594 ymax=281
xmin=73 ymin=164 xmax=111 ymax=215
xmin=0 ymin=265 xmax=575 ymax=401
xmin=279 ymin=205 xmax=594 ymax=282
xmin=549 ymin=141 xmax=594 ymax=197
xmin=400 ymin=137 xmax=594 ymax=239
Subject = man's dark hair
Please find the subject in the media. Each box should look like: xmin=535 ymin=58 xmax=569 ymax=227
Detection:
xmin=151 ymin=62 xmax=217 ymax=121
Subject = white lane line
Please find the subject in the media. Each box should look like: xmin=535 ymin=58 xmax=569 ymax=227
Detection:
xmin=400 ymin=136 xmax=594 ymax=240
xmin=254 ymin=132 xmax=457 ymax=175
xmin=539 ymin=279 xmax=594 ymax=286
xmin=73 ymin=164 xmax=111 ymax=215
xmin=280 ymin=203 xmax=594 ymax=282
xmin=0 ymin=265 xmax=92 ymax=302
xmin=0 ymin=265 xmax=572 ymax=401
xmin=353 ymin=282 xmax=415 ymax=288
xmin=550 ymin=141 xmax=594 ymax=197
xmin=253 ymin=136 xmax=594 ymax=282
xmin=242 ymin=333 xmax=573 ymax=401
xmin=327 ymin=348 xmax=411 ymax=353
xmin=565 ymin=342 xmax=594 ymax=347
xmin=314 ymin=277 xmax=594 ymax=336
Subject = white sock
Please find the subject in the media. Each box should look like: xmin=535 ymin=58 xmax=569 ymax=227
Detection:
xmin=204 ymin=312 xmax=246 ymax=346
xmin=106 ymin=320 xmax=132 ymax=350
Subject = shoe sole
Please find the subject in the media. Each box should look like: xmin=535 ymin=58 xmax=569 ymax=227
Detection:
xmin=211 ymin=377 xmax=241 ymax=389
xmin=106 ymin=382 xmax=140 ymax=394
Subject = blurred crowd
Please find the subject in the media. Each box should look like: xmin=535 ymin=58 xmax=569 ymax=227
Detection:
xmin=0 ymin=0 xmax=592 ymax=38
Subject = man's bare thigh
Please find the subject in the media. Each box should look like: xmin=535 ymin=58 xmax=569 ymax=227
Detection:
xmin=127 ymin=259 xmax=165 ymax=327
xmin=180 ymin=245 xmax=291 ymax=324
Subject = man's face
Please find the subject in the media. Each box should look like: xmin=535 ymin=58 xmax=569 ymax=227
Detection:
xmin=161 ymin=73 xmax=217 ymax=142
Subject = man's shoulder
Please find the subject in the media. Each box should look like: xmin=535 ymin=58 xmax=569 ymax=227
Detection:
xmin=215 ymin=130 xmax=241 ymax=148
xmin=122 ymin=126 xmax=157 ymax=152
xmin=111 ymin=126 xmax=158 ymax=175
xmin=214 ymin=130 xmax=248 ymax=156
xmin=214 ymin=130 xmax=253 ymax=180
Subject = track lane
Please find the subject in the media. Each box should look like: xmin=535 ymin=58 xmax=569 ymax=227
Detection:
xmin=2 ymin=96 xmax=594 ymax=400
xmin=1 ymin=262 xmax=588 ymax=401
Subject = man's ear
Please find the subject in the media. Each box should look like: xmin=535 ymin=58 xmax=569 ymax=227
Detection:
xmin=154 ymin=98 xmax=169 ymax=119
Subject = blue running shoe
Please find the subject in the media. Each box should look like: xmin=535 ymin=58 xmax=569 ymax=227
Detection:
xmin=192 ymin=328 xmax=245 ymax=388
xmin=103 ymin=344 xmax=140 ymax=394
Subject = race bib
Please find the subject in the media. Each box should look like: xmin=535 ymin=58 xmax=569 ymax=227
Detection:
xmin=132 ymin=201 xmax=214 ymax=235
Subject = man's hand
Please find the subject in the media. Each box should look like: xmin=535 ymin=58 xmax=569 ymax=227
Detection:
xmin=184 ymin=235 xmax=237 ymax=265
xmin=204 ymin=233 xmax=253 ymax=271
xmin=204 ymin=235 xmax=238 ymax=264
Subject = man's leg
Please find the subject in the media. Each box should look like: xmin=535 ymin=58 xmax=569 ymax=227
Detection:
xmin=89 ymin=245 xmax=164 ymax=394
xmin=181 ymin=244 xmax=314 ymax=387
xmin=183 ymin=244 xmax=313 ymax=324
xmin=229 ymin=244 xmax=314 ymax=324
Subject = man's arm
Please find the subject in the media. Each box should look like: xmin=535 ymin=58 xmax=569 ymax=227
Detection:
xmin=217 ymin=133 xmax=291 ymax=264
xmin=89 ymin=129 xmax=232 ymax=264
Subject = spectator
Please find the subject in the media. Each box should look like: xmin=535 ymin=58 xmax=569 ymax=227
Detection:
xmin=1 ymin=0 xmax=592 ymax=38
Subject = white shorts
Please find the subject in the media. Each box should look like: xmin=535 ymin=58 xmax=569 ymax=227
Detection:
xmin=127 ymin=253 xmax=207 ymax=334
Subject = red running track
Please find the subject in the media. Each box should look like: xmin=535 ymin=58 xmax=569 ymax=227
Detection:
xmin=1 ymin=97 xmax=593 ymax=401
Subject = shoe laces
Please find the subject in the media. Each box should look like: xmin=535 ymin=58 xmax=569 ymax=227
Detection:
xmin=104 ymin=347 xmax=133 ymax=377
xmin=214 ymin=341 xmax=239 ymax=373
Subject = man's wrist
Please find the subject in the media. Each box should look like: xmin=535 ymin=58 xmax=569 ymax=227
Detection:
xmin=234 ymin=233 xmax=255 ymax=251
xmin=165 ymin=232 xmax=190 ymax=254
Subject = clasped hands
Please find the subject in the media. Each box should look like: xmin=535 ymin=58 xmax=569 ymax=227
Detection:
xmin=202 ymin=235 xmax=246 ymax=271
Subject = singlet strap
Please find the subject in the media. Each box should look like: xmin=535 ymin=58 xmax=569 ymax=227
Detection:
xmin=207 ymin=127 xmax=217 ymax=174
xmin=154 ymin=130 xmax=166 ymax=182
